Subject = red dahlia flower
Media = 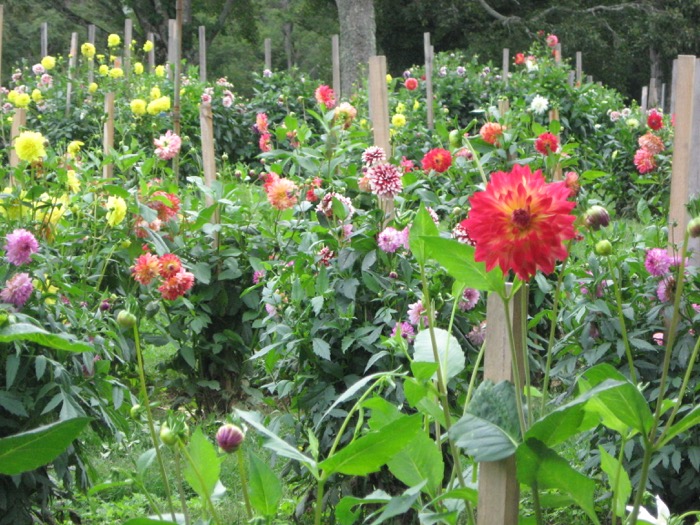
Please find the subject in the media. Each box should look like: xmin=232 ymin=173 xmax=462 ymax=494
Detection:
xmin=421 ymin=148 xmax=452 ymax=173
xmin=464 ymin=164 xmax=576 ymax=281
xmin=404 ymin=77 xmax=419 ymax=90
xmin=314 ymin=85 xmax=336 ymax=109
xmin=514 ymin=53 xmax=525 ymax=65
xmin=647 ymin=109 xmax=663 ymax=130
xmin=534 ymin=132 xmax=559 ymax=155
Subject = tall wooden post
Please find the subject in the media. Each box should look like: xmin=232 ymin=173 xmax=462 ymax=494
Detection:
xmin=198 ymin=26 xmax=207 ymax=82
xmin=502 ymin=48 xmax=509 ymax=86
xmin=40 ymin=22 xmax=48 ymax=57
xmin=103 ymin=93 xmax=115 ymax=179
xmin=332 ymin=34 xmax=340 ymax=98
xmin=641 ymin=86 xmax=648 ymax=112
xmin=264 ymin=38 xmax=272 ymax=71
xmin=9 ymin=108 xmax=26 ymax=168
xmin=124 ymin=19 xmax=133 ymax=77
xmin=478 ymin=284 xmax=526 ymax=525
xmin=649 ymin=78 xmax=658 ymax=109
xmin=87 ymin=24 xmax=96 ymax=84
xmin=200 ymin=102 xmax=219 ymax=248
xmin=368 ymin=55 xmax=393 ymax=222
xmin=424 ymin=33 xmax=434 ymax=131
xmin=65 ymin=32 xmax=78 ymax=117
xmin=567 ymin=71 xmax=575 ymax=88
xmin=668 ymin=56 xmax=699 ymax=260
xmin=575 ymin=52 xmax=582 ymax=87
xmin=0 ymin=5 xmax=4 ymax=87
xmin=660 ymin=83 xmax=667 ymax=113
xmin=670 ymin=58 xmax=678 ymax=115
xmin=147 ymin=31 xmax=155 ymax=72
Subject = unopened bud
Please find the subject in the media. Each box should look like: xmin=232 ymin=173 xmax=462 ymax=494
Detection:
xmin=595 ymin=239 xmax=613 ymax=256
xmin=584 ymin=205 xmax=610 ymax=230
xmin=216 ymin=424 xmax=245 ymax=453
xmin=116 ymin=310 xmax=136 ymax=329
xmin=688 ymin=217 xmax=700 ymax=238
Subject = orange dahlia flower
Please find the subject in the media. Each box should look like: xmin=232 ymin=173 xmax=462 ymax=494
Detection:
xmin=479 ymin=122 xmax=504 ymax=146
xmin=421 ymin=148 xmax=452 ymax=173
xmin=464 ymin=164 xmax=576 ymax=281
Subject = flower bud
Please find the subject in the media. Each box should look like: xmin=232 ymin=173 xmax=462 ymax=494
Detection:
xmin=216 ymin=424 xmax=245 ymax=453
xmin=688 ymin=217 xmax=700 ymax=238
xmin=595 ymin=239 xmax=613 ymax=256
xmin=116 ymin=310 xmax=136 ymax=328
xmin=584 ymin=205 xmax=610 ymax=230
xmin=160 ymin=424 xmax=178 ymax=447
xmin=130 ymin=404 xmax=142 ymax=419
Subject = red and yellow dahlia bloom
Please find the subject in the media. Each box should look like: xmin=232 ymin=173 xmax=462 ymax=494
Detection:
xmin=421 ymin=148 xmax=452 ymax=173
xmin=464 ymin=164 xmax=576 ymax=281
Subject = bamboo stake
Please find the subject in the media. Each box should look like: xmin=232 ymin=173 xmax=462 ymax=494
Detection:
xmin=424 ymin=33 xmax=434 ymax=131
xmin=332 ymin=34 xmax=340 ymax=98
xmin=199 ymin=26 xmax=207 ymax=82
xmin=103 ymin=93 xmax=115 ymax=179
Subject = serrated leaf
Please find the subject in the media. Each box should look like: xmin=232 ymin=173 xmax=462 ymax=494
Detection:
xmin=0 ymin=323 xmax=91 ymax=352
xmin=248 ymin=451 xmax=282 ymax=517
xmin=312 ymin=338 xmax=331 ymax=360
xmin=183 ymin=428 xmax=222 ymax=500
xmin=0 ymin=390 xmax=27 ymax=417
xmin=311 ymin=296 xmax=324 ymax=316
xmin=0 ymin=417 xmax=91 ymax=475
xmin=319 ymin=415 xmax=421 ymax=476
xmin=413 ymin=328 xmax=465 ymax=384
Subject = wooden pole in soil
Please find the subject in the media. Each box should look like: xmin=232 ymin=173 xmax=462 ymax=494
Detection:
xmin=671 ymin=59 xmax=678 ymax=115
xmin=424 ymin=33 xmax=434 ymax=131
xmin=549 ymin=108 xmax=562 ymax=181
xmin=502 ymin=48 xmax=509 ymax=86
xmin=478 ymin=284 xmax=526 ymax=525
xmin=668 ymin=55 xmax=700 ymax=264
xmin=641 ymin=86 xmax=648 ymax=112
xmin=65 ymin=32 xmax=78 ymax=117
xmin=9 ymin=108 xmax=27 ymax=187
xmin=0 ymin=5 xmax=4 ymax=88
xmin=264 ymin=38 xmax=272 ymax=71
xmin=103 ymin=93 xmax=114 ymax=179
xmin=575 ymin=51 xmax=582 ymax=87
xmin=124 ymin=19 xmax=133 ymax=78
xmin=368 ymin=55 xmax=393 ymax=222
xmin=332 ymin=34 xmax=340 ymax=98
xmin=200 ymin=101 xmax=219 ymax=249
xmin=167 ymin=19 xmax=177 ymax=80
xmin=649 ymin=78 xmax=658 ymax=108
xmin=147 ymin=31 xmax=155 ymax=73
xmin=660 ymin=83 xmax=666 ymax=113
xmin=87 ymin=24 xmax=95 ymax=84
xmin=41 ymin=22 xmax=48 ymax=57
xmin=198 ymin=26 xmax=207 ymax=82
xmin=669 ymin=55 xmax=700 ymax=262
xmin=567 ymin=71 xmax=575 ymax=88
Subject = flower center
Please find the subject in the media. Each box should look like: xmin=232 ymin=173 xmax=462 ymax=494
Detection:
xmin=511 ymin=208 xmax=531 ymax=230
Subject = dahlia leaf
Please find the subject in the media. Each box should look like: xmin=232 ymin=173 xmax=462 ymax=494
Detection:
xmin=409 ymin=205 xmax=439 ymax=265
xmin=413 ymin=328 xmax=465 ymax=383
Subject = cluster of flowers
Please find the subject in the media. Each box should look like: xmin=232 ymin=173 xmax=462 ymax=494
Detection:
xmin=154 ymin=130 xmax=182 ymax=161
xmin=314 ymin=85 xmax=336 ymax=109
xmin=131 ymin=252 xmax=195 ymax=301
xmin=1 ymin=229 xmax=40 ymax=309
xmin=200 ymin=85 xmax=235 ymax=108
xmin=263 ymin=172 xmax=298 ymax=211
xmin=358 ymin=146 xmax=403 ymax=199
xmin=644 ymin=247 xmax=684 ymax=303
xmin=633 ymin=109 xmax=666 ymax=174
xmin=130 ymin=85 xmax=172 ymax=117
xmin=253 ymin=112 xmax=272 ymax=153
xmin=135 ymin=189 xmax=181 ymax=238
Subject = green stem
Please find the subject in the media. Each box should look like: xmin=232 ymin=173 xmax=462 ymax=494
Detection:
xmin=173 ymin=449 xmax=192 ymax=525
xmin=610 ymin=436 xmax=628 ymax=525
xmin=532 ymin=482 xmax=545 ymax=525
xmin=606 ymin=257 xmax=638 ymax=385
xmin=464 ymin=137 xmax=488 ymax=185
xmin=502 ymin=293 xmax=527 ymax=437
xmin=519 ymin=284 xmax=533 ymax=427
xmin=541 ymin=249 xmax=571 ymax=413
xmin=462 ymin=340 xmax=487 ymax=414
xmin=179 ymin=441 xmax=222 ymax=525
xmin=313 ymin=478 xmax=325 ymax=525
xmin=237 ymin=448 xmax=253 ymax=520
xmin=133 ymin=323 xmax=177 ymax=521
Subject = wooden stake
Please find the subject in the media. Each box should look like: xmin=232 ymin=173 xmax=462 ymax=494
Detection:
xmin=9 ymin=108 xmax=26 ymax=169
xmin=498 ymin=99 xmax=509 ymax=117
xmin=103 ymin=93 xmax=115 ymax=179
xmin=554 ymin=43 xmax=561 ymax=64
xmin=65 ymin=32 xmax=78 ymax=117
xmin=200 ymin=101 xmax=219 ymax=248
xmin=575 ymin=51 xmax=582 ymax=86
xmin=332 ymin=34 xmax=340 ymax=98
xmin=502 ymin=48 xmax=509 ymax=86
xmin=668 ymin=55 xmax=698 ymax=260
xmin=87 ymin=24 xmax=96 ymax=84
xmin=478 ymin=284 xmax=525 ymax=525
xmin=641 ymin=86 xmax=648 ymax=112
xmin=649 ymin=78 xmax=658 ymax=108
xmin=199 ymin=25 xmax=207 ymax=82
xmin=124 ymin=19 xmax=133 ymax=78
xmin=368 ymin=55 xmax=393 ymax=221
xmin=660 ymin=83 xmax=666 ymax=113
xmin=424 ymin=33 xmax=434 ymax=131
xmin=0 ymin=5 xmax=4 ymax=87
xmin=567 ymin=71 xmax=575 ymax=88
xmin=167 ymin=19 xmax=177 ymax=80
xmin=41 ymin=22 xmax=48 ymax=57
xmin=147 ymin=31 xmax=155 ymax=73
xmin=172 ymin=0 xmax=184 ymax=184
xmin=264 ymin=38 xmax=272 ymax=71
xmin=671 ymin=58 xmax=678 ymax=115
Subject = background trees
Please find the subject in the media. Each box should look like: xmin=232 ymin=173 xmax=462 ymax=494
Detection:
xmin=2 ymin=0 xmax=700 ymax=101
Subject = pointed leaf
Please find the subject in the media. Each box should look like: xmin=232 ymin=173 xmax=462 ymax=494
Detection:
xmin=0 ymin=417 xmax=91 ymax=475
xmin=409 ymin=205 xmax=440 ymax=265
xmin=387 ymin=431 xmax=444 ymax=497
xmin=0 ymin=323 xmax=91 ymax=352
xmin=516 ymin=438 xmax=600 ymax=525
xmin=336 ymin=491 xmax=391 ymax=525
xmin=660 ymin=404 xmax=700 ymax=446
xmin=599 ymin=446 xmax=631 ymax=517
xmin=183 ymin=428 xmax=222 ymax=500
xmin=248 ymin=451 xmax=282 ymax=517
xmin=319 ymin=414 xmax=421 ymax=476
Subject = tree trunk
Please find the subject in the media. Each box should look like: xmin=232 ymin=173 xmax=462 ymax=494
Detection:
xmin=334 ymin=0 xmax=376 ymax=97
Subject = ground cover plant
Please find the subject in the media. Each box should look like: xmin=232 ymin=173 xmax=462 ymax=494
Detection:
xmin=1 ymin=31 xmax=700 ymax=525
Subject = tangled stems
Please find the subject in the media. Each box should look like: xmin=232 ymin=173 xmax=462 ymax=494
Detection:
xmin=628 ymin=231 xmax=689 ymax=524
xmin=132 ymin=323 xmax=177 ymax=521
